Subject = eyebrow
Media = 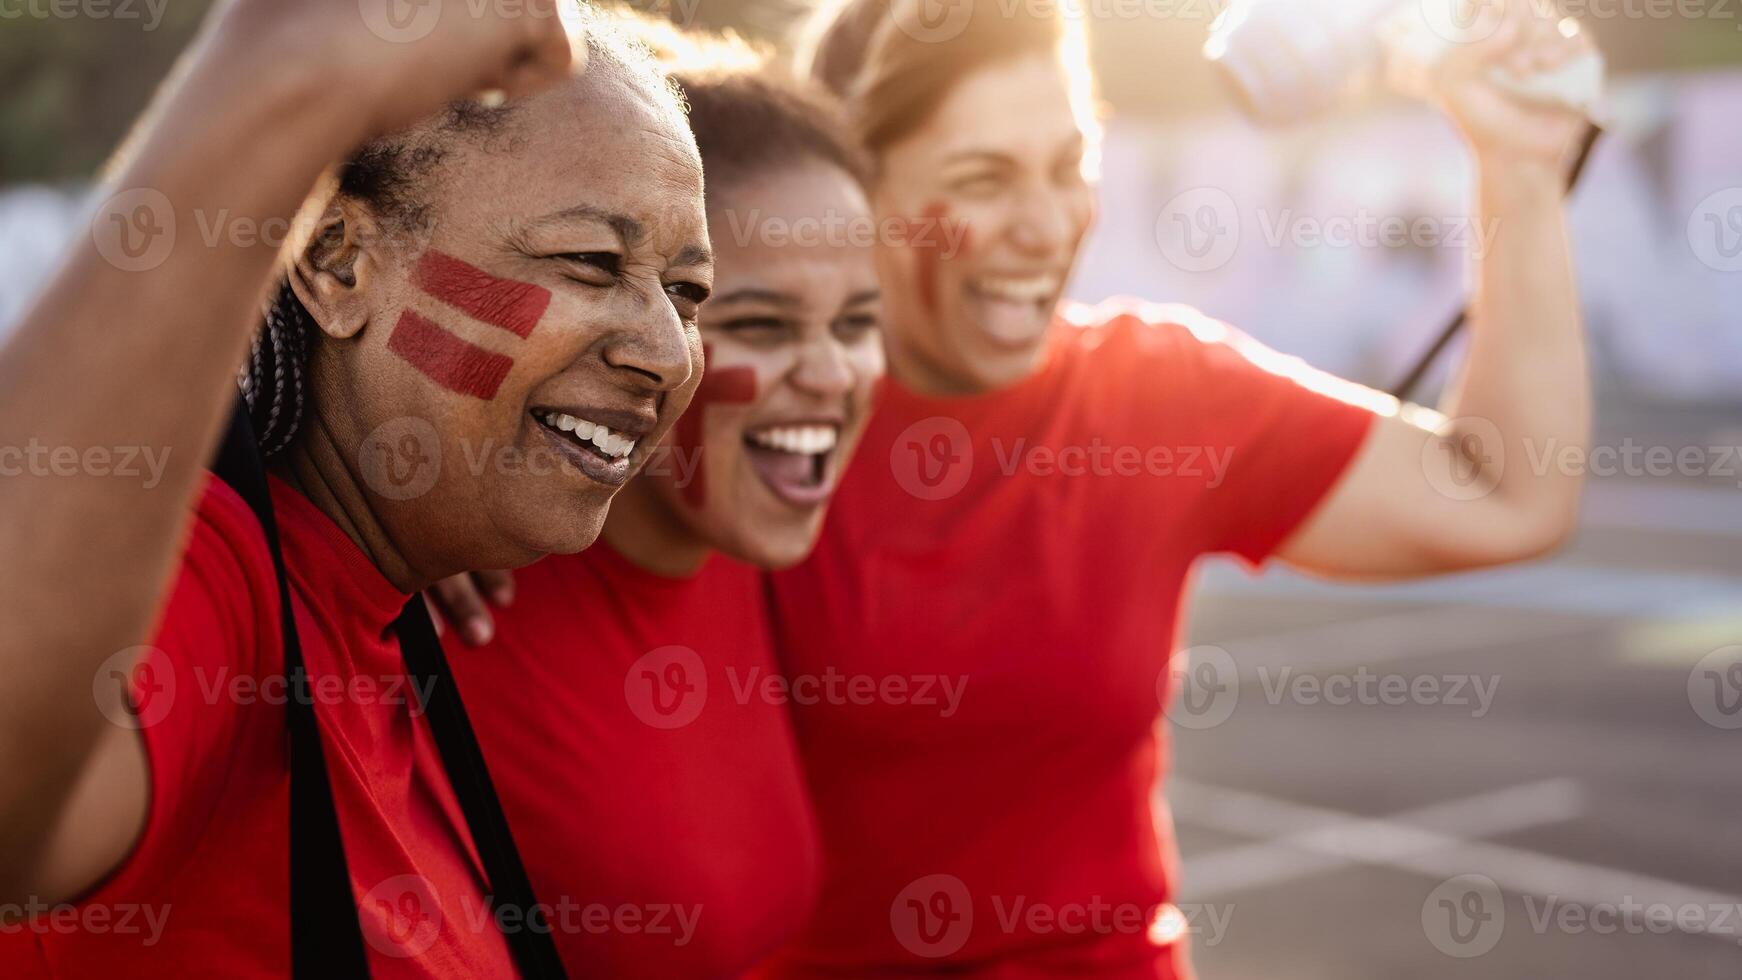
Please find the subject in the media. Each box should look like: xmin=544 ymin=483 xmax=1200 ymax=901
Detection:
xmin=712 ymin=287 xmax=882 ymax=309
xmin=712 ymin=287 xmax=798 ymax=308
xmin=535 ymin=204 xmax=644 ymax=243
xmin=530 ymin=204 xmax=712 ymax=268
xmin=941 ymin=134 xmax=1085 ymax=170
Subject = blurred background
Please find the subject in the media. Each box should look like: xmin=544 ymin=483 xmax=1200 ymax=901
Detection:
xmin=4 ymin=1 xmax=1739 ymax=976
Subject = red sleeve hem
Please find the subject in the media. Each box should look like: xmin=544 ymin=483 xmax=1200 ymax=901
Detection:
xmin=1231 ymin=407 xmax=1376 ymax=569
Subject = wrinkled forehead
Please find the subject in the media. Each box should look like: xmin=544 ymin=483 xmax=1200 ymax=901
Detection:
xmin=427 ymin=70 xmax=707 ymax=254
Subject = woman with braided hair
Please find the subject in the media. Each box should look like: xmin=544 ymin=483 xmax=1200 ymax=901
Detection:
xmin=0 ymin=0 xmax=713 ymax=974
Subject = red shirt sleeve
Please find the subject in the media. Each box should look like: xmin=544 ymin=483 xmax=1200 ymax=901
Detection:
xmin=113 ymin=475 xmax=277 ymax=890
xmin=1099 ymin=303 xmax=1382 ymax=567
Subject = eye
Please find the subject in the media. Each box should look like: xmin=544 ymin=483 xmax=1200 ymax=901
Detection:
xmin=553 ymin=252 xmax=620 ymax=283
xmin=665 ymin=281 xmax=711 ymax=320
xmin=718 ymin=316 xmax=790 ymax=343
xmin=951 ymin=172 xmax=1005 ymax=200
xmin=833 ymin=312 xmax=881 ymax=340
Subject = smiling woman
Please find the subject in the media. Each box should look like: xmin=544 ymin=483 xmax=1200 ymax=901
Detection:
xmin=431 ymin=38 xmax=886 ymax=977
xmin=0 ymin=1 xmax=713 ymax=976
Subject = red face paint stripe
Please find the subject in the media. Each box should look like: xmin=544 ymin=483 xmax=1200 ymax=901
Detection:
xmin=414 ymin=250 xmax=552 ymax=339
xmin=913 ymin=201 xmax=955 ymax=318
xmin=387 ymin=310 xmax=514 ymax=400
xmin=674 ymin=344 xmax=758 ymax=507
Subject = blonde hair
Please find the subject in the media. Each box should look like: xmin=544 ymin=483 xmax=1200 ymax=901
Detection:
xmin=794 ymin=0 xmax=1099 ymax=161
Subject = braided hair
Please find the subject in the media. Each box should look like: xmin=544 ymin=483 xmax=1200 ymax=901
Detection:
xmin=237 ymin=7 xmax=685 ymax=456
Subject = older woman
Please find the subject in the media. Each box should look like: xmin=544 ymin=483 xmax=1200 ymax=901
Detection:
xmin=433 ymin=41 xmax=883 ymax=976
xmin=0 ymin=1 xmax=711 ymax=975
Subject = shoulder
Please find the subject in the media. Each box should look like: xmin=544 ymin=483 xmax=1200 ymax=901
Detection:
xmin=1055 ymin=297 xmax=1393 ymax=414
xmin=152 ymin=474 xmax=279 ymax=671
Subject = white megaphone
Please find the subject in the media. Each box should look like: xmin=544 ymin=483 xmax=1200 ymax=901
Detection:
xmin=1203 ymin=0 xmax=1606 ymax=123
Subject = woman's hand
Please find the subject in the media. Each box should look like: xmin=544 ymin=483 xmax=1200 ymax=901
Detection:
xmin=427 ymin=570 xmax=517 ymax=647
xmin=1427 ymin=0 xmax=1596 ymax=175
xmin=203 ymin=0 xmax=576 ymax=146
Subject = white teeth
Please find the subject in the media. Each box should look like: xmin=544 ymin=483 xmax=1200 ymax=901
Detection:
xmin=971 ymin=274 xmax=1060 ymax=304
xmin=746 ymin=424 xmax=839 ymax=456
xmin=535 ymin=411 xmax=637 ymax=460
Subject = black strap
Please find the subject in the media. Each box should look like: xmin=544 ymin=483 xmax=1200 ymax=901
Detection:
xmin=1389 ymin=122 xmax=1605 ymax=400
xmin=209 ymin=400 xmax=567 ymax=979
xmin=397 ymin=600 xmax=568 ymax=980
xmin=211 ymin=400 xmax=371 ymax=977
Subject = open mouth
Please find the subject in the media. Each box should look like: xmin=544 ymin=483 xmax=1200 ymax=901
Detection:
xmin=531 ymin=409 xmax=641 ymax=487
xmin=966 ymin=273 xmax=1061 ymax=347
xmin=742 ymin=422 xmax=841 ymax=509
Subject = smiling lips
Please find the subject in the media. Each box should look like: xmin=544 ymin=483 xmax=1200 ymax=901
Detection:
xmin=967 ymin=272 xmax=1062 ymax=348
xmin=743 ymin=422 xmax=843 ymax=509
xmin=533 ymin=410 xmax=639 ymax=460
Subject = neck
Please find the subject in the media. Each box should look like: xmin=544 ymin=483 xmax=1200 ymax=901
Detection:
xmin=600 ymin=475 xmax=712 ymax=579
xmin=276 ymin=408 xmax=423 ymax=593
xmin=883 ymin=315 xmax=1045 ymax=398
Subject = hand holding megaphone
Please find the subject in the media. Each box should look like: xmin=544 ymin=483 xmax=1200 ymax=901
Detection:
xmin=1390 ymin=0 xmax=1602 ymax=166
xmin=1206 ymin=0 xmax=1605 ymax=125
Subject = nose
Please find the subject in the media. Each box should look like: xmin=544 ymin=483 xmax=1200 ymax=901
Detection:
xmin=1006 ymin=184 xmax=1077 ymax=259
xmin=789 ymin=334 xmax=856 ymax=401
xmin=601 ymin=303 xmax=695 ymax=393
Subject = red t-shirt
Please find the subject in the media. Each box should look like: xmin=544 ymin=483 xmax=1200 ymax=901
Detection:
xmin=762 ymin=302 xmax=1380 ymax=977
xmin=448 ymin=543 xmax=820 ymax=977
xmin=0 ymin=475 xmax=513 ymax=978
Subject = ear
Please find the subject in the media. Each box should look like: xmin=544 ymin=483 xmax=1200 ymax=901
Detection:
xmin=289 ymin=198 xmax=385 ymax=341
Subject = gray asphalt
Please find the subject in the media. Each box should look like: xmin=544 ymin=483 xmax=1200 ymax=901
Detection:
xmin=1171 ymin=414 xmax=1742 ymax=979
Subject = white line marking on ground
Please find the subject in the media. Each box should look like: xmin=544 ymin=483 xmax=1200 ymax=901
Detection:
xmin=1170 ymin=778 xmax=1742 ymax=944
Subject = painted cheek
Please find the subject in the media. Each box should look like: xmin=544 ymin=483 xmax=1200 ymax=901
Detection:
xmin=413 ymin=250 xmax=552 ymax=339
xmin=387 ymin=250 xmax=553 ymax=400
xmin=672 ymin=343 xmax=758 ymax=508
xmin=910 ymin=201 xmax=972 ymax=318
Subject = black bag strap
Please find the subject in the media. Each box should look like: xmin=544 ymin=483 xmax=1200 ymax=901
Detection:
xmin=210 ymin=400 xmax=371 ymax=977
xmin=209 ymin=400 xmax=568 ymax=979
xmin=396 ymin=600 xmax=568 ymax=980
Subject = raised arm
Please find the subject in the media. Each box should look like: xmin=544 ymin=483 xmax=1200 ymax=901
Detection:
xmin=1280 ymin=2 xmax=1593 ymax=578
xmin=0 ymin=0 xmax=570 ymax=897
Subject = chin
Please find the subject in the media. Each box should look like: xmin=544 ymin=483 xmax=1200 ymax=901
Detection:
xmin=498 ymin=490 xmax=611 ymax=559
xmin=723 ymin=516 xmax=822 ymax=572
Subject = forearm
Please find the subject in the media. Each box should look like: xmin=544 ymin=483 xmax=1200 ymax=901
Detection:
xmin=1438 ymin=160 xmax=1589 ymax=542
xmin=0 ymin=22 xmax=356 ymax=872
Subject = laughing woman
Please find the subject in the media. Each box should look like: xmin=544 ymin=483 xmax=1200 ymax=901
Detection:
xmin=432 ymin=49 xmax=884 ymax=976
xmin=758 ymin=0 xmax=1597 ymax=975
xmin=0 ymin=2 xmax=713 ymax=975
